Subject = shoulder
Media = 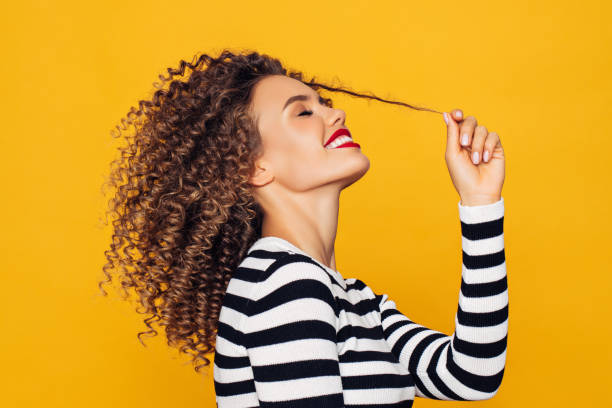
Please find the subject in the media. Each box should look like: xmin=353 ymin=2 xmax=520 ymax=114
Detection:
xmin=241 ymin=252 xmax=338 ymax=316
xmin=241 ymin=252 xmax=340 ymax=333
xmin=249 ymin=252 xmax=335 ymax=300
xmin=258 ymin=252 xmax=333 ymax=283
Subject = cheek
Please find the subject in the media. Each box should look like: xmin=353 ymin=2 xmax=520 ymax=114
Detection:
xmin=276 ymin=129 xmax=323 ymax=163
xmin=272 ymin=140 xmax=329 ymax=190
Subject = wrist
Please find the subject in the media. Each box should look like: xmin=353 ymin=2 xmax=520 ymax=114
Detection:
xmin=460 ymin=195 xmax=501 ymax=206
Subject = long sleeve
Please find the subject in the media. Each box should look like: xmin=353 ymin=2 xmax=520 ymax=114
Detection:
xmin=378 ymin=197 xmax=507 ymax=401
xmin=241 ymin=254 xmax=345 ymax=407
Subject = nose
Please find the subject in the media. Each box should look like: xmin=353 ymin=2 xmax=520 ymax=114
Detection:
xmin=328 ymin=107 xmax=346 ymax=127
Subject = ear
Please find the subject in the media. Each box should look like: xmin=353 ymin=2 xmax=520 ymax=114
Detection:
xmin=248 ymin=158 xmax=275 ymax=187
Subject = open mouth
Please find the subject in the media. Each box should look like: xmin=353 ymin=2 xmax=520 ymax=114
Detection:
xmin=325 ymin=136 xmax=360 ymax=149
xmin=324 ymin=128 xmax=360 ymax=149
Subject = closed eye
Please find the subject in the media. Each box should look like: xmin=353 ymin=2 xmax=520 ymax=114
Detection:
xmin=297 ymin=95 xmax=327 ymax=117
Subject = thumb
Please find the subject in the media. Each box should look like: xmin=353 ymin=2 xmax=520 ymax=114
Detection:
xmin=443 ymin=111 xmax=461 ymax=156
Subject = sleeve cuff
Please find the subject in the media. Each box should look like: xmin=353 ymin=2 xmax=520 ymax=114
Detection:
xmin=458 ymin=196 xmax=504 ymax=224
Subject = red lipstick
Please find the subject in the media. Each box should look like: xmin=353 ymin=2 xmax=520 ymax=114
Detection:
xmin=324 ymin=128 xmax=353 ymax=148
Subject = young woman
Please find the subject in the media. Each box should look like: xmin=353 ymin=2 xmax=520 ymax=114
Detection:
xmin=100 ymin=49 xmax=507 ymax=407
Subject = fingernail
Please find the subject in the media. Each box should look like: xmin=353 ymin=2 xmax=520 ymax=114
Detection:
xmin=456 ymin=111 xmax=463 ymax=119
xmin=461 ymin=134 xmax=468 ymax=146
xmin=483 ymin=150 xmax=489 ymax=162
xmin=443 ymin=112 xmax=448 ymax=125
xmin=472 ymin=151 xmax=479 ymax=164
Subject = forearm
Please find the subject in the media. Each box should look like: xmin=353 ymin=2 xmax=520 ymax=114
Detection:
xmin=421 ymin=197 xmax=507 ymax=399
xmin=379 ymin=197 xmax=507 ymax=401
xmin=449 ymin=196 xmax=507 ymax=397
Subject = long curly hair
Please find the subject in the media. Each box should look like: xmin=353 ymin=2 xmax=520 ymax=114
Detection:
xmin=98 ymin=48 xmax=441 ymax=374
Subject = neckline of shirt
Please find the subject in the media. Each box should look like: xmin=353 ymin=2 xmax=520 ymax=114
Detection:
xmin=250 ymin=236 xmax=345 ymax=283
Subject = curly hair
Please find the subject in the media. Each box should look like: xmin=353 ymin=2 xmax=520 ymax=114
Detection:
xmin=98 ymin=48 xmax=442 ymax=374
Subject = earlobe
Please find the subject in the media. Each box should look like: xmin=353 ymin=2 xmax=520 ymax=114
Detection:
xmin=248 ymin=161 xmax=275 ymax=187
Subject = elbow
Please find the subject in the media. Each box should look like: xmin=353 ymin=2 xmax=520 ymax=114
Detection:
xmin=469 ymin=387 xmax=502 ymax=401
xmin=467 ymin=366 xmax=505 ymax=401
xmin=483 ymin=367 xmax=505 ymax=400
xmin=483 ymin=385 xmax=502 ymax=401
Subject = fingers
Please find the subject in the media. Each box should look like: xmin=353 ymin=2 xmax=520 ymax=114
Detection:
xmin=459 ymin=115 xmax=478 ymax=148
xmin=451 ymin=109 xmax=463 ymax=122
xmin=445 ymin=108 xmax=500 ymax=165
xmin=483 ymin=132 xmax=500 ymax=162
xmin=443 ymin=111 xmax=461 ymax=155
xmin=470 ymin=125 xmax=488 ymax=164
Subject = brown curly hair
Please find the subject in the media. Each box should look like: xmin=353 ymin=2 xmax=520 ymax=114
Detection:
xmin=98 ymin=48 xmax=442 ymax=374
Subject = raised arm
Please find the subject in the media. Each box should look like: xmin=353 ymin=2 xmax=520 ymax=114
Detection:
xmin=378 ymin=197 xmax=507 ymax=400
xmin=241 ymin=254 xmax=345 ymax=407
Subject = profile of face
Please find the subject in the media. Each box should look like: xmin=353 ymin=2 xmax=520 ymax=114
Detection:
xmin=248 ymin=75 xmax=370 ymax=194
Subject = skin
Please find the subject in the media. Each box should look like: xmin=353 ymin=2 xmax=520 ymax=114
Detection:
xmin=443 ymin=110 xmax=505 ymax=207
xmin=248 ymin=74 xmax=505 ymax=271
xmin=248 ymin=75 xmax=370 ymax=270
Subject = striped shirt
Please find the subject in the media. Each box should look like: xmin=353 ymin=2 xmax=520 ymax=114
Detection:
xmin=213 ymin=197 xmax=507 ymax=407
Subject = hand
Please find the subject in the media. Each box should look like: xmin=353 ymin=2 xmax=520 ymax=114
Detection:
xmin=443 ymin=109 xmax=505 ymax=206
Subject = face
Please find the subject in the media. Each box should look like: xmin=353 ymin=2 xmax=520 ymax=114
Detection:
xmin=248 ymin=74 xmax=370 ymax=192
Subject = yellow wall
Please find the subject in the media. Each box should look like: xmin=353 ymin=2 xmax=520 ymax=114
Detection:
xmin=1 ymin=0 xmax=610 ymax=406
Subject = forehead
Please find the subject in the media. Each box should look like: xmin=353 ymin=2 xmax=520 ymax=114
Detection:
xmin=251 ymin=75 xmax=318 ymax=120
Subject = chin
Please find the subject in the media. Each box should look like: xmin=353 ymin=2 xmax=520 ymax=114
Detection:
xmin=340 ymin=153 xmax=370 ymax=189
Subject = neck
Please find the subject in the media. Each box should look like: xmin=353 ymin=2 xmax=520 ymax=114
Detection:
xmin=258 ymin=184 xmax=340 ymax=271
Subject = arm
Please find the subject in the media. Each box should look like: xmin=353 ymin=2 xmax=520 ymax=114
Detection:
xmin=379 ymin=197 xmax=507 ymax=401
xmin=242 ymin=254 xmax=345 ymax=407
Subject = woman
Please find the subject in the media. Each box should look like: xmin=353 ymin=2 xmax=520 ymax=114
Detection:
xmin=100 ymin=49 xmax=507 ymax=407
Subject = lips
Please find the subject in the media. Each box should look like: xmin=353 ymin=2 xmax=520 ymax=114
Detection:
xmin=324 ymin=128 xmax=352 ymax=148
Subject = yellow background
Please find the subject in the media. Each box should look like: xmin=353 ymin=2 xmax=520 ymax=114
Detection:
xmin=1 ymin=0 xmax=610 ymax=406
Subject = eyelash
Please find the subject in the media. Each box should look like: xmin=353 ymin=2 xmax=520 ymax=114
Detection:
xmin=297 ymin=96 xmax=329 ymax=117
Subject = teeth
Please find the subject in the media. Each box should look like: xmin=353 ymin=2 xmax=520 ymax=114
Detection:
xmin=326 ymin=135 xmax=353 ymax=149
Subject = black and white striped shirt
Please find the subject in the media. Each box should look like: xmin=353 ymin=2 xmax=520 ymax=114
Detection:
xmin=214 ymin=197 xmax=506 ymax=407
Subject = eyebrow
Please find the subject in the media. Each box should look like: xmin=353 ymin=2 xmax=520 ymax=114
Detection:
xmin=282 ymin=93 xmax=326 ymax=112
